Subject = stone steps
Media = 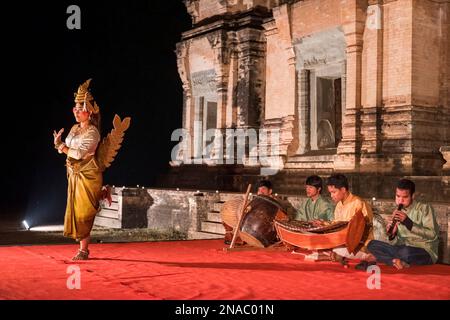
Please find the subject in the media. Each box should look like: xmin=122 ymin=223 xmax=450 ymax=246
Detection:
xmin=98 ymin=208 xmax=120 ymax=219
xmin=207 ymin=211 xmax=222 ymax=222
xmin=218 ymin=193 xmax=244 ymax=202
xmin=102 ymin=201 xmax=120 ymax=211
xmin=201 ymin=221 xmax=225 ymax=234
xmin=188 ymin=230 xmax=224 ymax=240
xmin=94 ymin=215 xmax=122 ymax=229
xmin=212 ymin=202 xmax=225 ymax=212
xmin=96 ymin=191 xmax=121 ymax=228
xmin=199 ymin=196 xmax=243 ymax=235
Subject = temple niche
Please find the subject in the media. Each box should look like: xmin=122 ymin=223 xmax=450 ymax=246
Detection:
xmin=167 ymin=0 xmax=450 ymax=200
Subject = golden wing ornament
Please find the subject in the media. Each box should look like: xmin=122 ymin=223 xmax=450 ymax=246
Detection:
xmin=96 ymin=115 xmax=131 ymax=171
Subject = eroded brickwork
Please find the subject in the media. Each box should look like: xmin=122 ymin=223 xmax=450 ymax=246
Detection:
xmin=174 ymin=0 xmax=450 ymax=177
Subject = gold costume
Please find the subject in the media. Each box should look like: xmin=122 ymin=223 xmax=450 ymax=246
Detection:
xmin=61 ymin=79 xmax=130 ymax=240
xmin=334 ymin=192 xmax=374 ymax=249
xmin=64 ymin=125 xmax=102 ymax=240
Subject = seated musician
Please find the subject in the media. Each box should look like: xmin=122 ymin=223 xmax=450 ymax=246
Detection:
xmin=258 ymin=179 xmax=297 ymax=220
xmin=367 ymin=179 xmax=439 ymax=270
xmin=326 ymin=174 xmax=376 ymax=270
xmin=295 ymin=175 xmax=334 ymax=222
xmin=256 ymin=179 xmax=274 ymax=196
xmin=223 ymin=179 xmax=276 ymax=245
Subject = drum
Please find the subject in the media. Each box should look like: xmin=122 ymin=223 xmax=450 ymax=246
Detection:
xmin=220 ymin=198 xmax=245 ymax=229
xmin=239 ymin=195 xmax=288 ymax=248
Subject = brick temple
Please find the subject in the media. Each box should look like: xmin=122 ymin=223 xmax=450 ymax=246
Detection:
xmin=163 ymin=0 xmax=450 ymax=201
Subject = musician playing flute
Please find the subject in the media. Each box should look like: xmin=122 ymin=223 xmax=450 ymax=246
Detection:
xmin=295 ymin=175 xmax=334 ymax=222
xmin=367 ymin=179 xmax=439 ymax=270
xmin=326 ymin=174 xmax=377 ymax=269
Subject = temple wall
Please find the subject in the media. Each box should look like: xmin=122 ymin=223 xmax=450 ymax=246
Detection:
xmin=189 ymin=37 xmax=215 ymax=74
xmin=382 ymin=0 xmax=413 ymax=107
xmin=265 ymin=19 xmax=293 ymax=119
xmin=186 ymin=0 xmax=276 ymax=24
xmin=412 ymin=0 xmax=442 ymax=108
xmin=290 ymin=0 xmax=342 ymax=38
xmin=175 ymin=0 xmax=450 ymax=174
xmin=410 ymin=0 xmax=450 ymax=164
xmin=265 ymin=0 xmax=345 ymax=121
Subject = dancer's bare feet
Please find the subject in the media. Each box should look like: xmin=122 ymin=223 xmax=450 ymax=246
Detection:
xmin=72 ymin=249 xmax=89 ymax=261
xmin=392 ymin=258 xmax=410 ymax=270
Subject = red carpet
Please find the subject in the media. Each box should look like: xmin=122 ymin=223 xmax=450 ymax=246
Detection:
xmin=0 ymin=240 xmax=449 ymax=300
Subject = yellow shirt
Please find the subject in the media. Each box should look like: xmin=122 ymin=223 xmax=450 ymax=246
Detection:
xmin=334 ymin=193 xmax=374 ymax=248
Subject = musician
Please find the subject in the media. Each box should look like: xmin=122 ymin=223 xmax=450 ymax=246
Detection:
xmin=257 ymin=179 xmax=297 ymax=220
xmin=222 ymin=179 xmax=274 ymax=245
xmin=367 ymin=179 xmax=439 ymax=269
xmin=222 ymin=179 xmax=292 ymax=244
xmin=326 ymin=174 xmax=376 ymax=269
xmin=256 ymin=179 xmax=274 ymax=196
xmin=295 ymin=175 xmax=334 ymax=222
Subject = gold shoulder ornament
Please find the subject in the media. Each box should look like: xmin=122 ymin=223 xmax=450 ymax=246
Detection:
xmin=96 ymin=114 xmax=131 ymax=172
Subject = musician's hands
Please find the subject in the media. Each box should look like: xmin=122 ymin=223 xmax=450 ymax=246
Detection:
xmin=392 ymin=210 xmax=408 ymax=223
xmin=310 ymin=220 xmax=323 ymax=227
xmin=386 ymin=220 xmax=398 ymax=234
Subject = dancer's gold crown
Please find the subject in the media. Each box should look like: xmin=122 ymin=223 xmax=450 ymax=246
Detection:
xmin=74 ymin=79 xmax=99 ymax=114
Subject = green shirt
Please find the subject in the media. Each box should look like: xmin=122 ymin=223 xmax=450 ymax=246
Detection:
xmin=295 ymin=195 xmax=335 ymax=221
xmin=390 ymin=201 xmax=440 ymax=263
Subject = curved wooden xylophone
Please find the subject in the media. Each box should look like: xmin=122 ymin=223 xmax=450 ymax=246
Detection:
xmin=274 ymin=210 xmax=365 ymax=253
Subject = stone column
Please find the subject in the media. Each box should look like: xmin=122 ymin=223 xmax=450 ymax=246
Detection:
xmin=176 ymin=40 xmax=194 ymax=163
xmin=206 ymin=31 xmax=232 ymax=165
xmin=335 ymin=0 xmax=367 ymax=172
xmin=286 ymin=46 xmax=299 ymax=157
xmin=208 ymin=30 xmax=231 ymax=130
xmin=235 ymin=27 xmax=266 ymax=129
xmin=225 ymin=31 xmax=238 ymax=129
xmin=262 ymin=3 xmax=297 ymax=161
xmin=360 ymin=1 xmax=384 ymax=171
xmin=297 ymin=69 xmax=311 ymax=154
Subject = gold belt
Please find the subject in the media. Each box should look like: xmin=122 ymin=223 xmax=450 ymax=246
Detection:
xmin=66 ymin=156 xmax=98 ymax=174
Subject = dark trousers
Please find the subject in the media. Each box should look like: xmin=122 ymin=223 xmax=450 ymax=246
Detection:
xmin=367 ymin=240 xmax=433 ymax=266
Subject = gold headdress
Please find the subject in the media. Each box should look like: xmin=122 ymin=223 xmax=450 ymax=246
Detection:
xmin=74 ymin=79 xmax=100 ymax=114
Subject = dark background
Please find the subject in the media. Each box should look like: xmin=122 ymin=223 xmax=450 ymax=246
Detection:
xmin=1 ymin=1 xmax=191 ymax=225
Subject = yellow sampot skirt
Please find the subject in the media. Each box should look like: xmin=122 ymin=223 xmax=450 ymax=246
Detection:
xmin=64 ymin=157 xmax=103 ymax=240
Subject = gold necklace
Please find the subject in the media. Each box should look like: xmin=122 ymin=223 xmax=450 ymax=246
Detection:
xmin=74 ymin=123 xmax=90 ymax=135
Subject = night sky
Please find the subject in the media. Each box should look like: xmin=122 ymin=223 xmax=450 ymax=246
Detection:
xmin=2 ymin=1 xmax=191 ymax=224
